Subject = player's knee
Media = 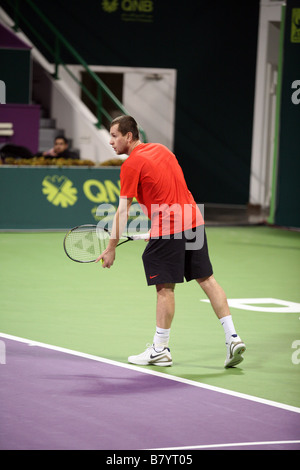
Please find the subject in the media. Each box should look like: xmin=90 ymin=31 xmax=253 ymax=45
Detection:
xmin=156 ymin=283 xmax=176 ymax=293
xmin=196 ymin=274 xmax=215 ymax=288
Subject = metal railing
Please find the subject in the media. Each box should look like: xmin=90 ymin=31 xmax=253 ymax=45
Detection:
xmin=4 ymin=0 xmax=147 ymax=141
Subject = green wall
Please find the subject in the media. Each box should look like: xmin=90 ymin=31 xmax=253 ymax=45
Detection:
xmin=273 ymin=0 xmax=300 ymax=228
xmin=0 ymin=167 xmax=121 ymax=229
xmin=0 ymin=49 xmax=31 ymax=104
xmin=1 ymin=0 xmax=260 ymax=205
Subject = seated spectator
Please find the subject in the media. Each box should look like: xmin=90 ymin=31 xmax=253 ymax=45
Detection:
xmin=43 ymin=135 xmax=78 ymax=159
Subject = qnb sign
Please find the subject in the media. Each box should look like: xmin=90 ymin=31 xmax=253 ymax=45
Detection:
xmin=0 ymin=80 xmax=6 ymax=104
xmin=121 ymin=0 xmax=153 ymax=11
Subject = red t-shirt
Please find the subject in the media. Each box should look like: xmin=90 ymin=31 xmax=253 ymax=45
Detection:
xmin=120 ymin=143 xmax=204 ymax=237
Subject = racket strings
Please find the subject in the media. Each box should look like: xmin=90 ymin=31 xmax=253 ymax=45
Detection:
xmin=64 ymin=227 xmax=110 ymax=262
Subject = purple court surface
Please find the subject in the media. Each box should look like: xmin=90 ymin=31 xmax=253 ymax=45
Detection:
xmin=1 ymin=335 xmax=300 ymax=451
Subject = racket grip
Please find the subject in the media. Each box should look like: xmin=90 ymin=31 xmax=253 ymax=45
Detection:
xmin=132 ymin=232 xmax=150 ymax=240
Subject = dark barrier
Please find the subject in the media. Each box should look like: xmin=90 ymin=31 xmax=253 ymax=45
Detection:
xmin=273 ymin=0 xmax=300 ymax=228
xmin=0 ymin=167 xmax=122 ymax=229
xmin=1 ymin=0 xmax=260 ymax=205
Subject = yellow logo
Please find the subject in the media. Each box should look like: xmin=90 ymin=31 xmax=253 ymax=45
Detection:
xmin=102 ymin=0 xmax=118 ymax=13
xmin=101 ymin=0 xmax=154 ymax=21
xmin=42 ymin=175 xmax=78 ymax=208
xmin=291 ymin=8 xmax=300 ymax=43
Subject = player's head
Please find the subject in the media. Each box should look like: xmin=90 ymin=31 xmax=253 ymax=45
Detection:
xmin=110 ymin=115 xmax=139 ymax=141
xmin=109 ymin=115 xmax=140 ymax=155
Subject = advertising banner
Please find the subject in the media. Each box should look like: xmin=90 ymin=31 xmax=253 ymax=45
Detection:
xmin=0 ymin=167 xmax=125 ymax=229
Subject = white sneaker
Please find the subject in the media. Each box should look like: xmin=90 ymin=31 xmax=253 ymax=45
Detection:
xmin=128 ymin=344 xmax=173 ymax=367
xmin=224 ymin=335 xmax=246 ymax=368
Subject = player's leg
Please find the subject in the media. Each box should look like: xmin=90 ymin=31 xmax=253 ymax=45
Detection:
xmin=196 ymin=275 xmax=230 ymax=320
xmin=184 ymin=227 xmax=246 ymax=368
xmin=197 ymin=275 xmax=246 ymax=367
xmin=156 ymin=283 xmax=175 ymax=329
xmin=128 ymin=236 xmax=184 ymax=367
xmin=151 ymin=282 xmax=175 ymax=350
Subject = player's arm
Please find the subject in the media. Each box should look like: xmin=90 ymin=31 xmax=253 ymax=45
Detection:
xmin=109 ymin=197 xmax=133 ymax=248
xmin=96 ymin=197 xmax=133 ymax=267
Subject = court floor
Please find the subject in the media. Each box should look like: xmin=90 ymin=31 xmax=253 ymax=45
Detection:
xmin=0 ymin=226 xmax=300 ymax=450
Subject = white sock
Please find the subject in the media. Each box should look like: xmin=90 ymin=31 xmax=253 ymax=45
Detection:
xmin=220 ymin=315 xmax=237 ymax=343
xmin=153 ymin=327 xmax=170 ymax=351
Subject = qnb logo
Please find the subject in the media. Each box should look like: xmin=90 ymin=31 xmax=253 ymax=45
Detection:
xmin=291 ymin=8 xmax=300 ymax=43
xmin=0 ymin=340 xmax=6 ymax=365
xmin=102 ymin=0 xmax=118 ymax=12
xmin=102 ymin=0 xmax=153 ymax=13
xmin=0 ymin=80 xmax=6 ymax=104
xmin=42 ymin=175 xmax=78 ymax=208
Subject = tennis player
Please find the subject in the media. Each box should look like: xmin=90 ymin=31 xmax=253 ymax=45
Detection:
xmin=96 ymin=115 xmax=246 ymax=368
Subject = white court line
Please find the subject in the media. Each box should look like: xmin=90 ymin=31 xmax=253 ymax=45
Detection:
xmin=150 ymin=440 xmax=300 ymax=450
xmin=1 ymin=332 xmax=300 ymax=415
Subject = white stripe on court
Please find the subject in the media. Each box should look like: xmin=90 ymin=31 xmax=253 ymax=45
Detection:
xmin=149 ymin=440 xmax=300 ymax=450
xmin=1 ymin=332 xmax=300 ymax=415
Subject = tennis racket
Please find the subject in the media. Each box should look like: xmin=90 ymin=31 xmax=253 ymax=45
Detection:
xmin=63 ymin=224 xmax=149 ymax=263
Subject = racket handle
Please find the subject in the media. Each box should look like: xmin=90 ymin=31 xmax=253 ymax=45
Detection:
xmin=131 ymin=232 xmax=150 ymax=240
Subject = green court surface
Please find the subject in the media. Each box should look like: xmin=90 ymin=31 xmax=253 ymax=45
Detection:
xmin=1 ymin=226 xmax=300 ymax=408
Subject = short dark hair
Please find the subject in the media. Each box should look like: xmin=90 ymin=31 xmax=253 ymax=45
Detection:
xmin=110 ymin=115 xmax=139 ymax=141
xmin=55 ymin=135 xmax=68 ymax=145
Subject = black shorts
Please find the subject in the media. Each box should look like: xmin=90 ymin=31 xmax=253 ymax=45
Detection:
xmin=142 ymin=226 xmax=213 ymax=286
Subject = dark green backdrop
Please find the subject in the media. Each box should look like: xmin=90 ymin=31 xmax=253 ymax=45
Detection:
xmin=0 ymin=0 xmax=260 ymax=204
xmin=274 ymin=0 xmax=300 ymax=228
xmin=0 ymin=50 xmax=31 ymax=104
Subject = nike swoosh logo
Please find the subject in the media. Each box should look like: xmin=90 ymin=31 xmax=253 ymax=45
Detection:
xmin=150 ymin=274 xmax=159 ymax=279
xmin=150 ymin=351 xmax=167 ymax=360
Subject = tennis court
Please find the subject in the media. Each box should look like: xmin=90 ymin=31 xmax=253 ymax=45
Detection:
xmin=1 ymin=225 xmax=300 ymax=451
